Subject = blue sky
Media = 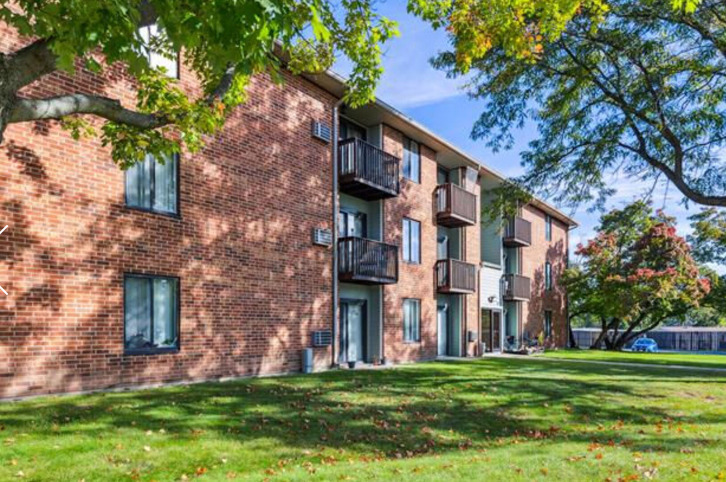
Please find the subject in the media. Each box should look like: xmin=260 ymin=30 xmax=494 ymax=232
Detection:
xmin=335 ymin=1 xmax=722 ymax=270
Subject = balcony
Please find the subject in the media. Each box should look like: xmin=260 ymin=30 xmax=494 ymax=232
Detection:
xmin=435 ymin=259 xmax=477 ymax=294
xmin=435 ymin=183 xmax=477 ymax=228
xmin=339 ymin=138 xmax=400 ymax=200
xmin=502 ymin=274 xmax=531 ymax=301
xmin=503 ymin=217 xmax=532 ymax=247
xmin=338 ymin=237 xmax=398 ymax=285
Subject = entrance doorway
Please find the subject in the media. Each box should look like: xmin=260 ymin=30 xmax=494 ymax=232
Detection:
xmin=340 ymin=299 xmax=367 ymax=364
xmin=437 ymin=304 xmax=448 ymax=356
xmin=481 ymin=309 xmax=502 ymax=352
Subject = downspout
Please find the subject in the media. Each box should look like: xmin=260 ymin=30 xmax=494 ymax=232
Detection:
xmin=331 ymin=99 xmax=344 ymax=368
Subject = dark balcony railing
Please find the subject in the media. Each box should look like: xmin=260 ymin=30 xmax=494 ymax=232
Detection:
xmin=503 ymin=216 xmax=532 ymax=247
xmin=502 ymin=274 xmax=531 ymax=301
xmin=338 ymin=237 xmax=398 ymax=285
xmin=435 ymin=183 xmax=477 ymax=228
xmin=435 ymin=259 xmax=477 ymax=294
xmin=339 ymin=138 xmax=400 ymax=200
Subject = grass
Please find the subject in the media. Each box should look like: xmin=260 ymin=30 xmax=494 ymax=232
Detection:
xmin=1 ymin=358 xmax=726 ymax=481
xmin=540 ymin=349 xmax=726 ymax=370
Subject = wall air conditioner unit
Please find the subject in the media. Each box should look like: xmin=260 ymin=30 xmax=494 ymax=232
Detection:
xmin=313 ymin=330 xmax=333 ymax=347
xmin=311 ymin=120 xmax=332 ymax=143
xmin=312 ymin=228 xmax=333 ymax=247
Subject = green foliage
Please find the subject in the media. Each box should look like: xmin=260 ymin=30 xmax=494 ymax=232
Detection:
xmin=2 ymin=0 xmax=398 ymax=167
xmin=564 ymin=201 xmax=709 ymax=348
xmin=688 ymin=208 xmax=726 ymax=265
xmin=414 ymin=0 xmax=724 ymax=211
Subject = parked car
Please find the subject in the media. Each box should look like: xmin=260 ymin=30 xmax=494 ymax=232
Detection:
xmin=632 ymin=338 xmax=659 ymax=353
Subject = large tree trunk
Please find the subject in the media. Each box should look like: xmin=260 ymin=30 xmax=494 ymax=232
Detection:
xmin=590 ymin=317 xmax=618 ymax=349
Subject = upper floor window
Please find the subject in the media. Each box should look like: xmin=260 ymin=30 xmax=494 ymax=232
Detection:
xmin=402 ymin=218 xmax=421 ymax=264
xmin=124 ymin=275 xmax=179 ymax=353
xmin=138 ymin=24 xmax=179 ymax=78
xmin=544 ymin=310 xmax=553 ymax=338
xmin=545 ymin=261 xmax=553 ymax=291
xmin=125 ymin=153 xmax=179 ymax=215
xmin=545 ymin=214 xmax=552 ymax=241
xmin=402 ymin=137 xmax=420 ymax=183
xmin=403 ymin=299 xmax=421 ymax=342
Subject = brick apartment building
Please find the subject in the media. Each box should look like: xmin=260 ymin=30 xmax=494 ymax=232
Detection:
xmin=0 ymin=24 xmax=577 ymax=398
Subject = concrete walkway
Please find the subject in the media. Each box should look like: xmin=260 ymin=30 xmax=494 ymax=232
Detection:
xmin=482 ymin=352 xmax=726 ymax=374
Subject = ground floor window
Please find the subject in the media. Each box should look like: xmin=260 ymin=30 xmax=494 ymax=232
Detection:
xmin=403 ymin=298 xmax=421 ymax=342
xmin=544 ymin=310 xmax=553 ymax=339
xmin=124 ymin=275 xmax=179 ymax=353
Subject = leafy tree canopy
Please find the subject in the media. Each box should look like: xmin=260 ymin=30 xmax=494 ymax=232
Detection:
xmin=564 ymin=201 xmax=710 ymax=349
xmin=688 ymin=208 xmax=726 ymax=264
xmin=0 ymin=0 xmax=398 ymax=167
xmin=414 ymin=0 xmax=726 ymax=211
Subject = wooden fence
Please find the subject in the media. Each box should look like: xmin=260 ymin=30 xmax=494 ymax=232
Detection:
xmin=572 ymin=328 xmax=726 ymax=352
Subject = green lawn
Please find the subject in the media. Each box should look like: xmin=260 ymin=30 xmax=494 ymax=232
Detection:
xmin=1 ymin=358 xmax=726 ymax=481
xmin=540 ymin=349 xmax=726 ymax=370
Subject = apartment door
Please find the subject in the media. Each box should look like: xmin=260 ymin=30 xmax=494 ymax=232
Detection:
xmin=338 ymin=210 xmax=367 ymax=238
xmin=340 ymin=300 xmax=367 ymax=364
xmin=339 ymin=118 xmax=367 ymax=141
xmin=437 ymin=304 xmax=448 ymax=356
xmin=437 ymin=234 xmax=449 ymax=260
xmin=481 ymin=310 xmax=502 ymax=352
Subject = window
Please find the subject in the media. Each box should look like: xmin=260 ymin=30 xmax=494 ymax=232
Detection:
xmin=545 ymin=214 xmax=552 ymax=241
xmin=124 ymin=275 xmax=179 ymax=353
xmin=545 ymin=261 xmax=553 ymax=291
xmin=403 ymin=299 xmax=421 ymax=342
xmin=138 ymin=24 xmax=179 ymax=78
xmin=125 ymin=153 xmax=179 ymax=215
xmin=402 ymin=137 xmax=420 ymax=183
xmin=402 ymin=218 xmax=421 ymax=264
xmin=544 ymin=311 xmax=553 ymax=339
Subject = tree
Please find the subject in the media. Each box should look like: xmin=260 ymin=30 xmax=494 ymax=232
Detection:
xmin=413 ymin=0 xmax=726 ymax=210
xmin=688 ymin=208 xmax=726 ymax=265
xmin=0 ymin=0 xmax=397 ymax=167
xmin=687 ymin=208 xmax=726 ymax=323
xmin=563 ymin=201 xmax=710 ymax=350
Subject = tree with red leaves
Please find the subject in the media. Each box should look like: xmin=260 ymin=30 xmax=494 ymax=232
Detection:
xmin=564 ymin=201 xmax=710 ymax=350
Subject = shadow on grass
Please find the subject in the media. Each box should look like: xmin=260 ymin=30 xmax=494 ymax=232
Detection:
xmin=0 ymin=358 xmax=723 ymax=461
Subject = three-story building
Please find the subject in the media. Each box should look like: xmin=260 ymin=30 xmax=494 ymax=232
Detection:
xmin=0 ymin=24 xmax=576 ymax=398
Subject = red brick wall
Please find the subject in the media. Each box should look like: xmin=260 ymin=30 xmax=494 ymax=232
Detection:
xmin=520 ymin=205 xmax=569 ymax=348
xmin=381 ymin=125 xmax=439 ymax=363
xmin=1 ymin=26 xmax=336 ymax=398
xmin=381 ymin=126 xmax=481 ymax=362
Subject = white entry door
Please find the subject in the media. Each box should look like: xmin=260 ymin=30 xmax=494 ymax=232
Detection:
xmin=437 ymin=304 xmax=448 ymax=356
xmin=340 ymin=300 xmax=365 ymax=363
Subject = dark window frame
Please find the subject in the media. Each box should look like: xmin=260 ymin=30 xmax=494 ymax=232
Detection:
xmin=123 ymin=273 xmax=181 ymax=356
xmin=402 ymin=137 xmax=421 ymax=183
xmin=402 ymin=217 xmax=421 ymax=264
xmin=545 ymin=261 xmax=553 ymax=291
xmin=125 ymin=153 xmax=181 ymax=218
xmin=403 ymin=298 xmax=421 ymax=343
xmin=545 ymin=214 xmax=552 ymax=241
xmin=544 ymin=310 xmax=553 ymax=339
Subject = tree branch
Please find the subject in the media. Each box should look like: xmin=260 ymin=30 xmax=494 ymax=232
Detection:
xmin=9 ymin=94 xmax=169 ymax=127
xmin=6 ymin=39 xmax=58 ymax=90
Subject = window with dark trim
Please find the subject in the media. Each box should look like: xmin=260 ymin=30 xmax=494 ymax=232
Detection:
xmin=545 ymin=214 xmax=552 ymax=241
xmin=402 ymin=218 xmax=421 ymax=264
xmin=403 ymin=299 xmax=421 ymax=342
xmin=545 ymin=261 xmax=553 ymax=291
xmin=125 ymin=153 xmax=179 ymax=215
xmin=544 ymin=310 xmax=553 ymax=339
xmin=124 ymin=275 xmax=179 ymax=353
xmin=402 ymin=137 xmax=420 ymax=183
xmin=138 ymin=24 xmax=179 ymax=78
